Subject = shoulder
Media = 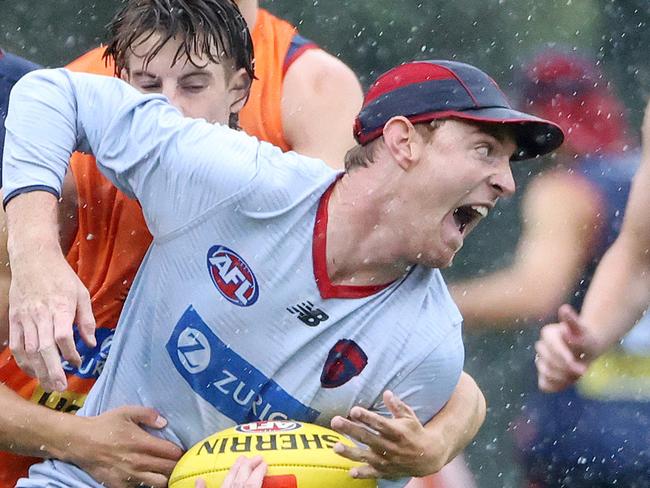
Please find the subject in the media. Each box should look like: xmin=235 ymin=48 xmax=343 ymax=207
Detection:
xmin=284 ymin=48 xmax=361 ymax=94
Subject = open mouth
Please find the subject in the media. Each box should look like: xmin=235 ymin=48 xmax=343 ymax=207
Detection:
xmin=453 ymin=204 xmax=488 ymax=234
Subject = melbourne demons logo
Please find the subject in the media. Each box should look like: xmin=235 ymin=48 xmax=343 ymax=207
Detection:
xmin=207 ymin=245 xmax=259 ymax=307
xmin=320 ymin=339 xmax=368 ymax=388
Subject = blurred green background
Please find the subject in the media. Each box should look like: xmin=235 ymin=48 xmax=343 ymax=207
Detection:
xmin=2 ymin=1 xmax=649 ymax=486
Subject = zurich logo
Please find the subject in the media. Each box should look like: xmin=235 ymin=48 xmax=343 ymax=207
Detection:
xmin=62 ymin=327 xmax=114 ymax=379
xmin=207 ymin=245 xmax=259 ymax=307
xmin=177 ymin=327 xmax=211 ymax=374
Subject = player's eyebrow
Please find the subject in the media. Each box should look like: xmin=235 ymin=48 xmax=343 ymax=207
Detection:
xmin=130 ymin=70 xmax=158 ymax=79
xmin=178 ymin=70 xmax=213 ymax=81
xmin=469 ymin=123 xmax=514 ymax=144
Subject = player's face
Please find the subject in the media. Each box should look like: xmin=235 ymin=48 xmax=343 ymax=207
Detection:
xmin=401 ymin=119 xmax=517 ymax=268
xmin=124 ymin=33 xmax=247 ymax=124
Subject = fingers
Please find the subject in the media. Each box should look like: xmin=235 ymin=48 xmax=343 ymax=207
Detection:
xmin=331 ymin=415 xmax=383 ymax=449
xmin=535 ymin=325 xmax=587 ymax=392
xmin=8 ymin=319 xmax=37 ymax=377
xmin=333 ymin=443 xmax=392 ymax=480
xmin=127 ymin=472 xmax=168 ymax=488
xmin=195 ymin=479 xmax=207 ymax=488
xmin=349 ymin=464 xmax=381 ymax=480
xmin=34 ymin=307 xmax=69 ymax=391
xmin=39 ymin=345 xmax=68 ymax=391
xmin=221 ymin=456 xmax=267 ymax=488
xmin=221 ymin=456 xmax=247 ymax=487
xmin=120 ymin=406 xmax=184 ymax=460
xmin=76 ymin=287 xmax=96 ymax=349
xmin=124 ymin=406 xmax=168 ymax=429
xmin=537 ymin=327 xmax=587 ymax=377
xmin=246 ymin=457 xmax=267 ymax=486
xmin=383 ymin=390 xmax=416 ymax=420
xmin=10 ymin=301 xmax=71 ymax=391
xmin=557 ymin=304 xmax=584 ymax=338
xmin=53 ymin=306 xmax=81 ymax=369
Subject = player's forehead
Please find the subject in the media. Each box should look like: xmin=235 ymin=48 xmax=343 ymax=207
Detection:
xmin=440 ymin=118 xmax=518 ymax=152
xmin=125 ymin=30 xmax=231 ymax=75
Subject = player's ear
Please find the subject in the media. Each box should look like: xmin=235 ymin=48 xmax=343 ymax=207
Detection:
xmin=382 ymin=116 xmax=420 ymax=171
xmin=119 ymin=66 xmax=130 ymax=83
xmin=227 ymin=68 xmax=252 ymax=115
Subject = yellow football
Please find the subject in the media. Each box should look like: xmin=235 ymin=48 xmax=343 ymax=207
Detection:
xmin=169 ymin=420 xmax=377 ymax=488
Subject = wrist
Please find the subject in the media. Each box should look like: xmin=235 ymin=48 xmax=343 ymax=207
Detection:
xmin=421 ymin=424 xmax=452 ymax=475
xmin=43 ymin=412 xmax=88 ymax=463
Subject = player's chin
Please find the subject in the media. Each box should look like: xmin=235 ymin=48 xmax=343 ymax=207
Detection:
xmin=419 ymin=245 xmax=457 ymax=269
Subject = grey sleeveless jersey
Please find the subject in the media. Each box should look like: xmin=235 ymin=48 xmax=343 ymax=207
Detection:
xmin=5 ymin=70 xmax=464 ymax=488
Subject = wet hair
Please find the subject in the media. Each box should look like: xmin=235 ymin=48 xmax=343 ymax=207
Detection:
xmin=104 ymin=0 xmax=255 ymax=128
xmin=344 ymin=120 xmax=445 ymax=172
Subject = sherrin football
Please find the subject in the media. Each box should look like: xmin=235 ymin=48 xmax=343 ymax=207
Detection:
xmin=169 ymin=420 xmax=377 ymax=487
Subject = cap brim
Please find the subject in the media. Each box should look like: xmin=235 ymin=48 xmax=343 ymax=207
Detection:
xmin=448 ymin=107 xmax=564 ymax=161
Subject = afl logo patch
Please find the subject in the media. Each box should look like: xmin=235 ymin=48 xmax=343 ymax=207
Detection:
xmin=207 ymin=245 xmax=259 ymax=307
xmin=235 ymin=421 xmax=302 ymax=433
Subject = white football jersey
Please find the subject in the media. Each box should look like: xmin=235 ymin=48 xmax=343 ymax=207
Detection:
xmin=5 ymin=70 xmax=464 ymax=488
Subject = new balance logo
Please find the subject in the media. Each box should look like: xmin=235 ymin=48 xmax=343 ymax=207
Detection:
xmin=286 ymin=301 xmax=329 ymax=327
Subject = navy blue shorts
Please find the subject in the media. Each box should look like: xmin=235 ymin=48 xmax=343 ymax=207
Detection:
xmin=514 ymin=388 xmax=650 ymax=487
xmin=0 ymin=50 xmax=41 ymax=186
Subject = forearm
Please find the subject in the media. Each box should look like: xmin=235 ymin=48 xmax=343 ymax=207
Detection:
xmin=423 ymin=372 xmax=486 ymax=466
xmin=452 ymin=269 xmax=566 ymax=328
xmin=6 ymin=192 xmax=61 ymax=262
xmin=0 ymin=383 xmax=81 ymax=461
xmin=580 ymin=234 xmax=650 ymax=354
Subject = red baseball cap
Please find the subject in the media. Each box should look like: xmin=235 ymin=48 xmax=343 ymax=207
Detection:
xmin=520 ymin=50 xmax=630 ymax=154
xmin=354 ymin=60 xmax=564 ymax=160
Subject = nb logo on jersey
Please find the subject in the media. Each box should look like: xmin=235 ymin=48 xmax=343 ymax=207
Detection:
xmin=286 ymin=301 xmax=329 ymax=327
xmin=207 ymin=245 xmax=259 ymax=307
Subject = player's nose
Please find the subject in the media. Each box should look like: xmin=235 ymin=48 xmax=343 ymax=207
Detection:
xmin=489 ymin=161 xmax=516 ymax=197
xmin=162 ymin=85 xmax=184 ymax=113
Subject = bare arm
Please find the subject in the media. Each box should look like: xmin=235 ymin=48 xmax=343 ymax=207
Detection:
xmin=282 ymin=49 xmax=363 ymax=170
xmin=536 ymin=101 xmax=650 ymax=392
xmin=421 ymin=371 xmax=486 ymax=466
xmin=0 ymin=205 xmax=9 ymax=349
xmin=451 ymin=172 xmax=600 ymax=329
xmin=577 ymin=124 xmax=650 ymax=352
xmin=0 ymin=171 xmax=78 ymax=348
xmin=0 ymin=382 xmax=182 ymax=487
xmin=5 ymin=191 xmax=93 ymax=390
xmin=331 ymin=371 xmax=486 ymax=479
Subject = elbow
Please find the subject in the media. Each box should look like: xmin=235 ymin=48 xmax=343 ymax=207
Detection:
xmin=475 ymin=387 xmax=487 ymax=429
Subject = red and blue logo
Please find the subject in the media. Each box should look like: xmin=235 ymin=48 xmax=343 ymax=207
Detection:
xmin=320 ymin=339 xmax=368 ymax=389
xmin=207 ymin=245 xmax=259 ymax=307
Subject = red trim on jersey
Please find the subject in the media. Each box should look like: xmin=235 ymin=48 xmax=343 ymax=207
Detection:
xmin=312 ymin=179 xmax=394 ymax=299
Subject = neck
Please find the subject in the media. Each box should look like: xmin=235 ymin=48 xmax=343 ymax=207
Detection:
xmin=236 ymin=0 xmax=259 ymax=29
xmin=325 ymin=173 xmax=411 ymax=287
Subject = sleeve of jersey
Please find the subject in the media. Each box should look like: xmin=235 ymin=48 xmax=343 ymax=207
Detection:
xmin=373 ymin=324 xmax=465 ymax=420
xmin=2 ymin=68 xmax=260 ymax=236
